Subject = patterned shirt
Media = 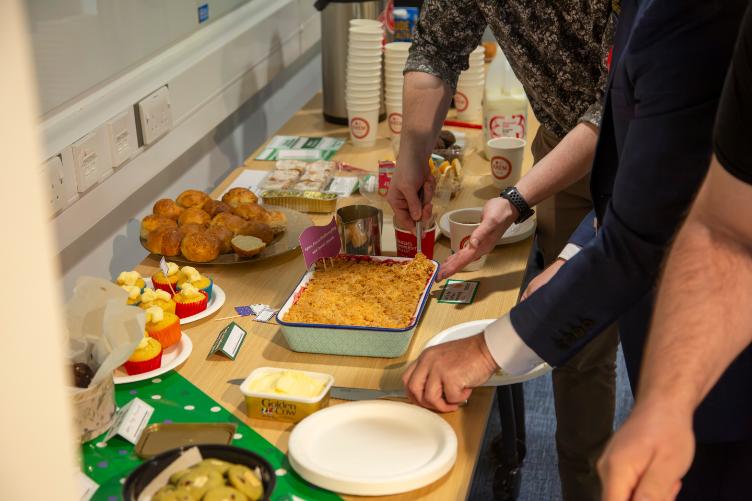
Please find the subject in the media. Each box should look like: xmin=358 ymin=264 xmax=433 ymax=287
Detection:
xmin=406 ymin=0 xmax=615 ymax=138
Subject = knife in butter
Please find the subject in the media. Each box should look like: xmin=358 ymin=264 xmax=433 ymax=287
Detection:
xmin=330 ymin=386 xmax=407 ymax=401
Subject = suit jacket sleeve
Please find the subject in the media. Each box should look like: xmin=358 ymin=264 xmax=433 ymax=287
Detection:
xmin=567 ymin=211 xmax=596 ymax=248
xmin=509 ymin=1 xmax=743 ymax=367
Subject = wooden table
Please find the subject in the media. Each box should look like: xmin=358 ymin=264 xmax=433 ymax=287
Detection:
xmin=135 ymin=94 xmax=538 ymax=500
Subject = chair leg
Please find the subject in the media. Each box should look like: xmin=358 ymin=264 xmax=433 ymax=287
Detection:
xmin=493 ymin=386 xmax=523 ymax=501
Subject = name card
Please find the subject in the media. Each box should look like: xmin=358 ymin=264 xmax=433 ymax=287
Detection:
xmin=299 ymin=217 xmax=342 ymax=269
xmin=438 ymin=279 xmax=480 ymax=304
xmin=209 ymin=322 xmax=247 ymax=360
xmin=104 ymin=397 xmax=154 ymax=444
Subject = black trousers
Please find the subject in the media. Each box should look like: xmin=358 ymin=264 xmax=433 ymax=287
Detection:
xmin=678 ymin=437 xmax=752 ymax=501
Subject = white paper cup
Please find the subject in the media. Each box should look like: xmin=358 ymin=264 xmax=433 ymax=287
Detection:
xmin=348 ymin=107 xmax=379 ymax=147
xmin=350 ymin=19 xmax=382 ymax=28
xmin=385 ymin=87 xmax=403 ymax=97
xmin=386 ymin=101 xmax=402 ymax=138
xmin=347 ymin=70 xmax=382 ymax=80
xmin=385 ymin=42 xmax=411 ymax=52
xmin=347 ymin=98 xmax=381 ymax=109
xmin=347 ymin=79 xmax=381 ymax=89
xmin=449 ymin=209 xmax=487 ymax=271
xmin=454 ymin=84 xmax=484 ymax=121
xmin=348 ymin=42 xmax=382 ymax=51
xmin=486 ymin=137 xmax=526 ymax=188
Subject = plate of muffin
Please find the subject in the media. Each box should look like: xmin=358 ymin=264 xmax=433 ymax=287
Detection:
xmin=140 ymin=187 xmax=311 ymax=264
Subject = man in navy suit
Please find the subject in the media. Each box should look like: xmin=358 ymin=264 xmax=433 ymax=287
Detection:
xmin=402 ymin=0 xmax=752 ymax=497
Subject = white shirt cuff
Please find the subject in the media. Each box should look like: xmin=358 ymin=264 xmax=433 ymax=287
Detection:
xmin=557 ymin=243 xmax=582 ymax=261
xmin=483 ymin=314 xmax=545 ymax=376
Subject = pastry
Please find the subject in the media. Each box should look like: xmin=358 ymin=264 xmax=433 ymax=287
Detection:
xmin=177 ymin=266 xmax=213 ymax=299
xmin=227 ymin=465 xmax=263 ymax=501
xmin=145 ymin=306 xmax=181 ymax=348
xmin=203 ymin=199 xmax=234 ymax=218
xmin=181 ymin=231 xmax=221 ymax=263
xmin=221 ymin=187 xmax=258 ymax=208
xmin=123 ymin=336 xmax=162 ymax=375
xmin=233 ymin=203 xmax=269 ymax=223
xmin=203 ymin=486 xmax=248 ymax=501
xmin=153 ymin=199 xmax=184 ymax=220
xmin=265 ymin=210 xmax=287 ymax=234
xmin=71 ymin=363 xmax=94 ymax=389
xmin=145 ymin=227 xmax=184 ymax=257
xmin=210 ymin=212 xmax=248 ymax=235
xmin=292 ymin=180 xmax=325 ymax=191
xmin=141 ymin=215 xmax=177 ymax=239
xmin=236 ymin=221 xmax=274 ymax=244
xmin=152 ymin=261 xmax=181 ymax=293
xmin=205 ymin=226 xmax=234 ymax=253
xmin=176 ymin=189 xmax=210 ymax=209
xmin=173 ymin=284 xmax=209 ymax=318
xmin=178 ymin=207 xmax=211 ymax=227
xmin=121 ymin=285 xmax=142 ymax=305
xmin=179 ymin=223 xmax=207 ymax=236
xmin=116 ymin=270 xmax=146 ymax=289
xmin=176 ymin=468 xmax=224 ymax=497
xmin=140 ymin=288 xmax=176 ymax=314
xmin=231 ymin=235 xmax=266 ymax=257
xmin=198 ymin=459 xmax=233 ymax=475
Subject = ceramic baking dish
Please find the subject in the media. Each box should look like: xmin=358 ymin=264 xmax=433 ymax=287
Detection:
xmin=276 ymin=255 xmax=439 ymax=358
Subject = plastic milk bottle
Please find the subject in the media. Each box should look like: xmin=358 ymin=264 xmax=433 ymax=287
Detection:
xmin=483 ymin=47 xmax=529 ymax=159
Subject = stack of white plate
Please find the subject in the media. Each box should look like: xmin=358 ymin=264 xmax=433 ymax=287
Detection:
xmin=455 ymin=46 xmax=486 ymax=122
xmin=346 ymin=20 xmax=384 ymax=147
xmin=384 ymin=42 xmax=411 ymax=153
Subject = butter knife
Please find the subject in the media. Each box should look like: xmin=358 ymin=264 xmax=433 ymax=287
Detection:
xmin=416 ymin=187 xmax=424 ymax=254
xmin=330 ymin=386 xmax=407 ymax=401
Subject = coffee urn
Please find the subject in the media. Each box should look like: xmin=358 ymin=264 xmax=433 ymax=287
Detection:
xmin=315 ymin=0 xmax=387 ymax=124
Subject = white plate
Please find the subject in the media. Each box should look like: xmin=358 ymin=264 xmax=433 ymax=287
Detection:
xmin=439 ymin=208 xmax=536 ymax=246
xmin=143 ymin=278 xmax=225 ymax=325
xmin=288 ymin=400 xmax=457 ymax=496
xmin=424 ymin=319 xmax=551 ymax=386
xmin=114 ymin=333 xmax=193 ymax=385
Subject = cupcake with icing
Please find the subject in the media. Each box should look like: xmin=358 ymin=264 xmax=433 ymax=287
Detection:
xmin=176 ymin=266 xmax=213 ymax=300
xmin=116 ymin=270 xmax=146 ymax=290
xmin=121 ymin=285 xmax=142 ymax=306
xmin=144 ymin=306 xmax=181 ymax=348
xmin=139 ymin=288 xmax=176 ymax=314
xmin=123 ymin=336 xmax=162 ymax=375
xmin=152 ymin=261 xmax=180 ymax=293
xmin=173 ymin=283 xmax=209 ymax=318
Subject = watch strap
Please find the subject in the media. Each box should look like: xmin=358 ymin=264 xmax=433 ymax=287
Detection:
xmin=499 ymin=187 xmax=535 ymax=224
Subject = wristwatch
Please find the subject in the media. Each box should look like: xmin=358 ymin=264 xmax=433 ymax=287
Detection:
xmin=499 ymin=187 xmax=535 ymax=224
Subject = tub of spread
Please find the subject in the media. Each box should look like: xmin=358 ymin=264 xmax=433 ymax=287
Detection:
xmin=240 ymin=367 xmax=334 ymax=423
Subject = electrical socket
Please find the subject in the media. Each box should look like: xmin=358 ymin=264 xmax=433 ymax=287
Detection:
xmin=137 ymin=86 xmax=172 ymax=145
xmin=41 ymin=156 xmax=65 ymax=217
xmin=106 ymin=108 xmax=138 ymax=168
xmin=70 ymin=126 xmax=112 ymax=193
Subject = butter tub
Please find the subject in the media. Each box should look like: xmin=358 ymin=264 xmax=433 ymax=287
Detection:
xmin=276 ymin=255 xmax=439 ymax=358
xmin=240 ymin=367 xmax=334 ymax=423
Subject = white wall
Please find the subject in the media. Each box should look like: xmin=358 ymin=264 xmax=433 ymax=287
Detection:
xmin=57 ymin=49 xmax=321 ymax=297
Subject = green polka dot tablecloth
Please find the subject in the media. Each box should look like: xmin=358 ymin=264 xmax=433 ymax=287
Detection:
xmin=80 ymin=371 xmax=341 ymax=501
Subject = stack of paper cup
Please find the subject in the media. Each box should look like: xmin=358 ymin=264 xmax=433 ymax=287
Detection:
xmin=384 ymin=42 xmax=411 ymax=154
xmin=454 ymin=46 xmax=486 ymax=122
xmin=346 ymin=21 xmax=384 ymax=147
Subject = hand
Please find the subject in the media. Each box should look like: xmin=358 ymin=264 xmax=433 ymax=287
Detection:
xmin=437 ymin=198 xmax=517 ymax=281
xmin=520 ymin=258 xmax=566 ymax=301
xmin=387 ymin=159 xmax=435 ymax=232
xmin=402 ymin=334 xmax=499 ymax=412
xmin=598 ymin=401 xmax=694 ymax=501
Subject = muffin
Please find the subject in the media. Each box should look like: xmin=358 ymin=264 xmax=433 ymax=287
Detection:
xmin=177 ymin=266 xmax=213 ymax=299
xmin=153 ymin=199 xmax=184 ymax=220
xmin=236 ymin=221 xmax=274 ymax=244
xmin=211 ymin=212 xmax=248 ymax=235
xmin=123 ymin=336 xmax=163 ymax=375
xmin=178 ymin=207 xmax=211 ymax=227
xmin=222 ymin=187 xmax=258 ymax=208
xmin=121 ymin=285 xmax=142 ymax=306
xmin=140 ymin=215 xmax=177 ymax=240
xmin=144 ymin=306 xmax=181 ymax=349
xmin=116 ymin=270 xmax=146 ymax=289
xmin=140 ymin=288 xmax=176 ymax=314
xmin=203 ymin=199 xmax=234 ymax=218
xmin=181 ymin=231 xmax=221 ymax=263
xmin=205 ymin=226 xmax=233 ymax=253
xmin=233 ymin=202 xmax=269 ymax=223
xmin=173 ymin=284 xmax=209 ymax=318
xmin=266 ymin=210 xmax=287 ymax=234
xmin=145 ymin=227 xmax=184 ymax=257
xmin=152 ymin=261 xmax=181 ymax=293
xmin=176 ymin=189 xmax=210 ymax=209
xmin=231 ymin=235 xmax=266 ymax=257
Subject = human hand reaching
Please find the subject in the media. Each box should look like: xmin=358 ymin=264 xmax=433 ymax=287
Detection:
xmin=387 ymin=158 xmax=435 ymax=232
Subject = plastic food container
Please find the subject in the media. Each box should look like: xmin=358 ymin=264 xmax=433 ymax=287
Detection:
xmin=240 ymin=367 xmax=334 ymax=423
xmin=261 ymin=190 xmax=338 ymax=213
xmin=276 ymin=255 xmax=439 ymax=358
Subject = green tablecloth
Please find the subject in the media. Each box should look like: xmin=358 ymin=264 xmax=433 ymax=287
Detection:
xmin=81 ymin=371 xmax=341 ymax=501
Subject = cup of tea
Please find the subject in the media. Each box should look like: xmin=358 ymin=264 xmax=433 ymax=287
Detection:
xmin=448 ymin=208 xmax=487 ymax=271
xmin=486 ymin=137 xmax=526 ymax=189
xmin=394 ymin=216 xmax=436 ymax=259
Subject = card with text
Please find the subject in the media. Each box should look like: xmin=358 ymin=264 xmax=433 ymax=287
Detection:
xmin=208 ymin=322 xmax=247 ymax=360
xmin=104 ymin=397 xmax=154 ymax=444
xmin=438 ymin=279 xmax=480 ymax=304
